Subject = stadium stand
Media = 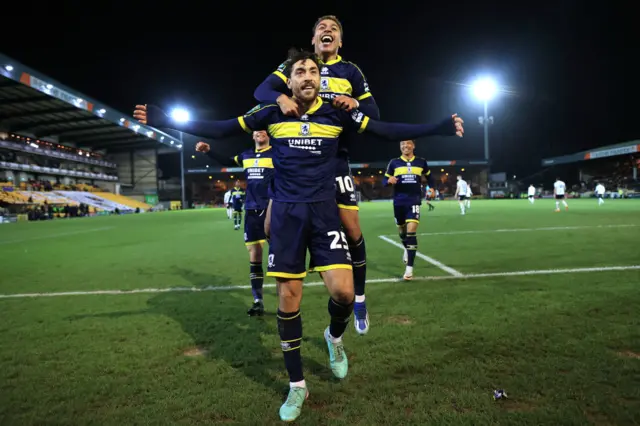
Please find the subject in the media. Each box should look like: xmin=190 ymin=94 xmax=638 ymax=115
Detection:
xmin=0 ymin=52 xmax=182 ymax=221
xmin=540 ymin=140 xmax=640 ymax=198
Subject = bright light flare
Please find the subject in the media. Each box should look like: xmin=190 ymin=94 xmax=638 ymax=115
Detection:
xmin=472 ymin=78 xmax=497 ymax=101
xmin=170 ymin=108 xmax=190 ymax=123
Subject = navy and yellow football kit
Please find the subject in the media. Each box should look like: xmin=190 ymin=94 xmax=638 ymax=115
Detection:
xmin=384 ymin=156 xmax=433 ymax=226
xmin=143 ymin=102 xmax=455 ymax=278
xmin=206 ymin=145 xmax=274 ymax=245
xmin=206 ymin=145 xmax=274 ymax=309
xmin=234 ymin=147 xmax=273 ymax=245
xmin=254 ymin=55 xmax=380 ymax=210
xmin=230 ymin=187 xmax=245 ymax=212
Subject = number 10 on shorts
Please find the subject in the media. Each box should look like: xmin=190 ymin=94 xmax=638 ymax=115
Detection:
xmin=335 ymin=176 xmax=354 ymax=193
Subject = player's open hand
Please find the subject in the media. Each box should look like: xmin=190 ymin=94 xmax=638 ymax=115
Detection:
xmin=333 ymin=95 xmax=358 ymax=111
xmin=387 ymin=176 xmax=398 ymax=185
xmin=277 ymin=94 xmax=301 ymax=117
xmin=453 ymin=114 xmax=464 ymax=137
xmin=133 ymin=104 xmax=148 ymax=124
xmin=195 ymin=142 xmax=210 ymax=153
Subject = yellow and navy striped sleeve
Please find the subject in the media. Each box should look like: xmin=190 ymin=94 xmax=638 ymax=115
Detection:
xmin=385 ymin=159 xmax=396 ymax=178
xmin=347 ymin=61 xmax=373 ymax=102
xmin=239 ymin=104 xmax=278 ymax=134
xmin=273 ymin=61 xmax=288 ymax=83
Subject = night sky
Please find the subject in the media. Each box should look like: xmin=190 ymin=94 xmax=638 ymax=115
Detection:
xmin=1 ymin=2 xmax=634 ymax=178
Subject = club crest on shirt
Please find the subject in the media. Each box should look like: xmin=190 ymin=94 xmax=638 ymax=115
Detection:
xmin=321 ymin=77 xmax=329 ymax=90
xmin=253 ymin=159 xmax=260 ymax=167
xmin=351 ymin=111 xmax=364 ymax=123
xmin=245 ymin=104 xmax=262 ymax=115
xmin=299 ymin=123 xmax=310 ymax=136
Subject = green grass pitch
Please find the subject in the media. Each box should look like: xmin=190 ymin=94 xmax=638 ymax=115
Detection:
xmin=1 ymin=199 xmax=639 ymax=425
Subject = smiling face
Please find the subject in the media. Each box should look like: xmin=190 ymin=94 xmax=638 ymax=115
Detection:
xmin=287 ymin=58 xmax=321 ymax=103
xmin=253 ymin=131 xmax=269 ymax=147
xmin=311 ymin=17 xmax=343 ymax=55
xmin=400 ymin=140 xmax=415 ymax=157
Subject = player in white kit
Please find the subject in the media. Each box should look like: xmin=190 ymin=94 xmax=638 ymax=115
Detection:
xmin=454 ymin=175 xmax=469 ymax=215
xmin=223 ymin=189 xmax=233 ymax=219
xmin=465 ymin=182 xmax=472 ymax=209
xmin=553 ymin=178 xmax=568 ymax=212
xmin=595 ymin=182 xmax=605 ymax=205
xmin=528 ymin=184 xmax=536 ymax=204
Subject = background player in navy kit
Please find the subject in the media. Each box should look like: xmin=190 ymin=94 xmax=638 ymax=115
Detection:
xmin=255 ymin=15 xmax=380 ymax=335
xmin=133 ymin=49 xmax=463 ymax=422
xmin=195 ymin=130 xmax=273 ymax=316
xmin=229 ymin=181 xmax=245 ymax=230
xmin=383 ymin=140 xmax=437 ymax=281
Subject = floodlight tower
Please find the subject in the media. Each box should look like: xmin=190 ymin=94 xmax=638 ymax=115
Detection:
xmin=170 ymin=108 xmax=190 ymax=209
xmin=472 ymin=78 xmax=497 ymax=161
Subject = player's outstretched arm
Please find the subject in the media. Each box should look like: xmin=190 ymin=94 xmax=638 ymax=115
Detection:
xmin=205 ymin=150 xmax=239 ymax=167
xmin=133 ymin=105 xmax=245 ymax=139
xmin=357 ymin=114 xmax=464 ymax=141
xmin=254 ymin=73 xmax=289 ymax=105
xmin=357 ymin=97 xmax=380 ymax=120
xmin=195 ymin=142 xmax=239 ymax=167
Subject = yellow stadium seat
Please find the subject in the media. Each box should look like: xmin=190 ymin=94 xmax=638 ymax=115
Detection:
xmin=95 ymin=193 xmax=151 ymax=210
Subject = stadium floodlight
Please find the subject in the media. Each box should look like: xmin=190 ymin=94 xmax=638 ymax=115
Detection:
xmin=470 ymin=77 xmax=498 ymax=162
xmin=472 ymin=77 xmax=497 ymax=101
xmin=170 ymin=108 xmax=190 ymax=123
xmin=4 ymin=65 xmax=13 ymax=72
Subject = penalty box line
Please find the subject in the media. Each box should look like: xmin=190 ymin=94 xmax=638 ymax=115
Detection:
xmin=378 ymin=235 xmax=464 ymax=277
xmin=0 ymin=265 xmax=639 ymax=299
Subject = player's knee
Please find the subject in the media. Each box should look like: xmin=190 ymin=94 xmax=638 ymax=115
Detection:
xmin=322 ymin=269 xmax=354 ymax=302
xmin=276 ymin=279 xmax=303 ymax=306
xmin=406 ymin=222 xmax=418 ymax=233
xmin=332 ymin=287 xmax=354 ymax=305
xmin=247 ymin=244 xmax=262 ymax=261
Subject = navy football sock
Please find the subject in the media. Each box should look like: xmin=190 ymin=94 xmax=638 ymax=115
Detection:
xmin=348 ymin=235 xmax=367 ymax=297
xmin=406 ymin=232 xmax=417 ymax=267
xmin=277 ymin=310 xmax=304 ymax=382
xmin=328 ymin=297 xmax=354 ymax=338
xmin=399 ymin=231 xmax=407 ymax=247
xmin=249 ymin=262 xmax=263 ymax=301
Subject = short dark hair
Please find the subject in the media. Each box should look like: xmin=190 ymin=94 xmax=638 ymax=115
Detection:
xmin=284 ymin=48 xmax=320 ymax=77
xmin=313 ymin=15 xmax=343 ymax=38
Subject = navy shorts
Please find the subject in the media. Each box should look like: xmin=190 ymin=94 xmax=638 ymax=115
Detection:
xmin=267 ymin=199 xmax=352 ymax=279
xmin=244 ymin=209 xmax=267 ymax=246
xmin=394 ymin=203 xmax=421 ymax=226
xmin=233 ymin=203 xmax=243 ymax=212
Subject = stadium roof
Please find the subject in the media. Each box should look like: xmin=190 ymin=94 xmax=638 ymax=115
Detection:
xmin=186 ymin=159 xmax=490 ymax=174
xmin=542 ymin=140 xmax=639 ymax=166
xmin=0 ymin=53 xmax=181 ymax=152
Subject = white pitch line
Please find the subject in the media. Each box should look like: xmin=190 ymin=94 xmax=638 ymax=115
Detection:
xmin=379 ymin=235 xmax=464 ymax=276
xmin=0 ymin=265 xmax=638 ymax=299
xmin=0 ymin=226 xmax=115 ymax=245
xmin=381 ymin=224 xmax=639 ymax=238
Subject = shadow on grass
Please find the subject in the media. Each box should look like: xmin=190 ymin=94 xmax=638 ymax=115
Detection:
xmin=67 ymin=267 xmax=331 ymax=396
